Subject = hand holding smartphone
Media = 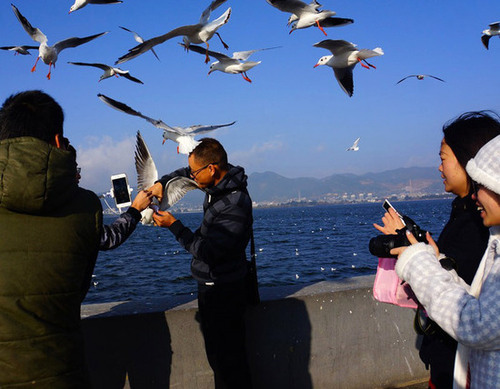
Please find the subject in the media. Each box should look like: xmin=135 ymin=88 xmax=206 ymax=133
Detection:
xmin=111 ymin=173 xmax=132 ymax=209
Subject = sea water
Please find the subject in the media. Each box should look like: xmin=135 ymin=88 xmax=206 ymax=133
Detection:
xmin=83 ymin=199 xmax=452 ymax=304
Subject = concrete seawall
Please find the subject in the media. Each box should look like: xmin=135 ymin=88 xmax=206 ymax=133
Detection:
xmin=81 ymin=275 xmax=428 ymax=388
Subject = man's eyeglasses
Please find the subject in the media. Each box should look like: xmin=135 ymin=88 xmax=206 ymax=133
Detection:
xmin=189 ymin=162 xmax=218 ymax=178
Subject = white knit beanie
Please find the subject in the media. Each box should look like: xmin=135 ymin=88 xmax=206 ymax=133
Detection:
xmin=466 ymin=134 xmax=500 ymax=195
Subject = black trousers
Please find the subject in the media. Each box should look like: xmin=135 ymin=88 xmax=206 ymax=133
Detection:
xmin=197 ymin=280 xmax=252 ymax=389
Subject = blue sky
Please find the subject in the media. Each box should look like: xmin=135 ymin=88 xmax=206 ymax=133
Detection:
xmin=1 ymin=0 xmax=499 ymax=192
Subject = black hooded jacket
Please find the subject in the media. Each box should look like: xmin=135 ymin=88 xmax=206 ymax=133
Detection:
xmin=159 ymin=164 xmax=253 ymax=284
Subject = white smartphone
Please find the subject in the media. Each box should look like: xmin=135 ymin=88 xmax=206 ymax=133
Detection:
xmin=382 ymin=199 xmax=406 ymax=226
xmin=111 ymin=173 xmax=132 ymax=208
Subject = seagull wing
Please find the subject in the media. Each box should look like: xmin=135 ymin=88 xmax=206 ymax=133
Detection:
xmin=98 ymin=94 xmax=170 ymax=130
xmin=88 ymin=0 xmax=123 ymax=4
xmin=333 ymin=66 xmax=354 ymax=97
xmin=68 ymin=61 xmax=110 ymax=71
xmin=120 ymin=26 xmax=160 ymax=61
xmin=266 ymin=0 xmax=308 ymax=15
xmin=481 ymin=34 xmax=491 ymax=49
xmin=232 ymin=46 xmax=281 ymax=61
xmin=11 ymin=4 xmax=47 ymax=44
xmin=319 ymin=17 xmax=354 ymax=28
xmin=200 ymin=0 xmax=228 ymax=24
xmin=118 ymin=71 xmax=144 ymax=84
xmin=183 ymin=43 xmax=230 ymax=61
xmin=134 ymin=131 xmax=158 ymax=191
xmin=160 ymin=176 xmax=200 ymax=211
xmin=489 ymin=21 xmax=500 ymax=31
xmin=116 ymin=25 xmax=197 ymax=64
xmin=353 ymin=137 xmax=360 ymax=147
xmin=314 ymin=39 xmax=356 ymax=56
xmin=54 ymin=32 xmax=108 ymax=53
xmin=119 ymin=26 xmax=143 ymax=43
xmin=426 ymin=75 xmax=445 ymax=82
xmin=396 ymin=75 xmax=416 ymax=84
xmin=185 ymin=121 xmax=236 ymax=135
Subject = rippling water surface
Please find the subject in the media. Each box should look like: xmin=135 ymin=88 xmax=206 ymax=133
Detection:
xmin=84 ymin=199 xmax=452 ymax=304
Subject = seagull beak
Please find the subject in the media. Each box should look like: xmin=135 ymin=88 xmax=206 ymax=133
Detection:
xmin=208 ymin=70 xmax=213 ymax=75
xmin=313 ymin=63 xmax=319 ymax=68
xmin=162 ymin=139 xmax=166 ymax=145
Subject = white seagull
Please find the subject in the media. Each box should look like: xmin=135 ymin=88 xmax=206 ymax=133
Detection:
xmin=116 ymin=0 xmax=231 ymax=64
xmin=69 ymin=0 xmax=123 ymax=13
xmin=183 ymin=43 xmax=280 ymax=83
xmin=11 ymin=4 xmax=108 ymax=80
xmin=481 ymin=21 xmax=500 ymax=50
xmin=313 ymin=39 xmax=384 ymax=97
xmin=134 ymin=131 xmax=200 ymax=225
xmin=396 ymin=74 xmax=445 ymax=84
xmin=119 ymin=26 xmax=160 ymax=61
xmin=266 ymin=0 xmax=353 ymax=35
xmin=68 ymin=61 xmax=143 ymax=83
xmin=0 ymin=44 xmax=38 ymax=55
xmin=98 ymin=94 xmax=236 ymax=154
xmin=346 ymin=137 xmax=360 ymax=151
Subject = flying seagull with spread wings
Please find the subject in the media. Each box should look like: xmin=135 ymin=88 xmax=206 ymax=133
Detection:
xmin=134 ymin=131 xmax=200 ymax=224
xmin=266 ymin=0 xmax=353 ymax=35
xmin=68 ymin=62 xmax=143 ymax=83
xmin=313 ymin=39 xmax=383 ymax=97
xmin=0 ymin=44 xmax=38 ymax=55
xmin=98 ymin=94 xmax=236 ymax=154
xmin=183 ymin=43 xmax=280 ymax=82
xmin=396 ymin=74 xmax=445 ymax=84
xmin=11 ymin=3 xmax=108 ymax=79
xmin=116 ymin=0 xmax=231 ymax=64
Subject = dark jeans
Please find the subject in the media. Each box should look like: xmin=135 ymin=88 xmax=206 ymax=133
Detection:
xmin=198 ymin=280 xmax=252 ymax=389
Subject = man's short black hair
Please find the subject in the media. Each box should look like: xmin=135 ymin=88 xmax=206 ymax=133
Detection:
xmin=0 ymin=90 xmax=64 ymax=142
xmin=190 ymin=138 xmax=228 ymax=171
xmin=443 ymin=110 xmax=500 ymax=169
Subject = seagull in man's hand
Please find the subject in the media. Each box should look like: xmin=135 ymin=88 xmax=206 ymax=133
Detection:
xmin=134 ymin=131 xmax=200 ymax=224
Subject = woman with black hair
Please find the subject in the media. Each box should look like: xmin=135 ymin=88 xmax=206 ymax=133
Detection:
xmin=374 ymin=111 xmax=500 ymax=389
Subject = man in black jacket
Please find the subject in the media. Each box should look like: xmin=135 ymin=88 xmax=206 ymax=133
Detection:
xmin=151 ymin=138 xmax=253 ymax=389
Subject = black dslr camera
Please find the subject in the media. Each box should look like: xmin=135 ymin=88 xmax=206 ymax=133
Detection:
xmin=369 ymin=215 xmax=429 ymax=258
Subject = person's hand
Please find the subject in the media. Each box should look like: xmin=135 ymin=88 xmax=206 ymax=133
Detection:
xmin=130 ymin=190 xmax=153 ymax=212
xmin=152 ymin=210 xmax=177 ymax=228
xmin=390 ymin=231 xmax=438 ymax=259
xmin=373 ymin=208 xmax=405 ymax=235
xmin=148 ymin=182 xmax=164 ymax=202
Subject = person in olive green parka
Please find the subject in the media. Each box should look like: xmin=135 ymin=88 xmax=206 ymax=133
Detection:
xmin=0 ymin=90 xmax=151 ymax=388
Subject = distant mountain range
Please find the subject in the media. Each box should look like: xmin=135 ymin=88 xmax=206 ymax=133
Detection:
xmin=247 ymin=167 xmax=444 ymax=202
xmin=100 ymin=167 xmax=445 ymax=212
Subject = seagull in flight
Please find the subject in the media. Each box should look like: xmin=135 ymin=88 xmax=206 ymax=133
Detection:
xmin=119 ymin=26 xmax=160 ymax=61
xmin=68 ymin=62 xmax=144 ymax=83
xmin=134 ymin=131 xmax=200 ymax=224
xmin=266 ymin=0 xmax=353 ymax=35
xmin=116 ymin=0 xmax=231 ymax=65
xmin=396 ymin=74 xmax=445 ymax=84
xmin=11 ymin=4 xmax=108 ymax=80
xmin=0 ymin=44 xmax=38 ymax=55
xmin=313 ymin=39 xmax=383 ymax=97
xmin=481 ymin=21 xmax=500 ymax=50
xmin=69 ymin=0 xmax=122 ymax=13
xmin=98 ymin=94 xmax=236 ymax=154
xmin=346 ymin=137 xmax=360 ymax=151
xmin=183 ymin=43 xmax=280 ymax=83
